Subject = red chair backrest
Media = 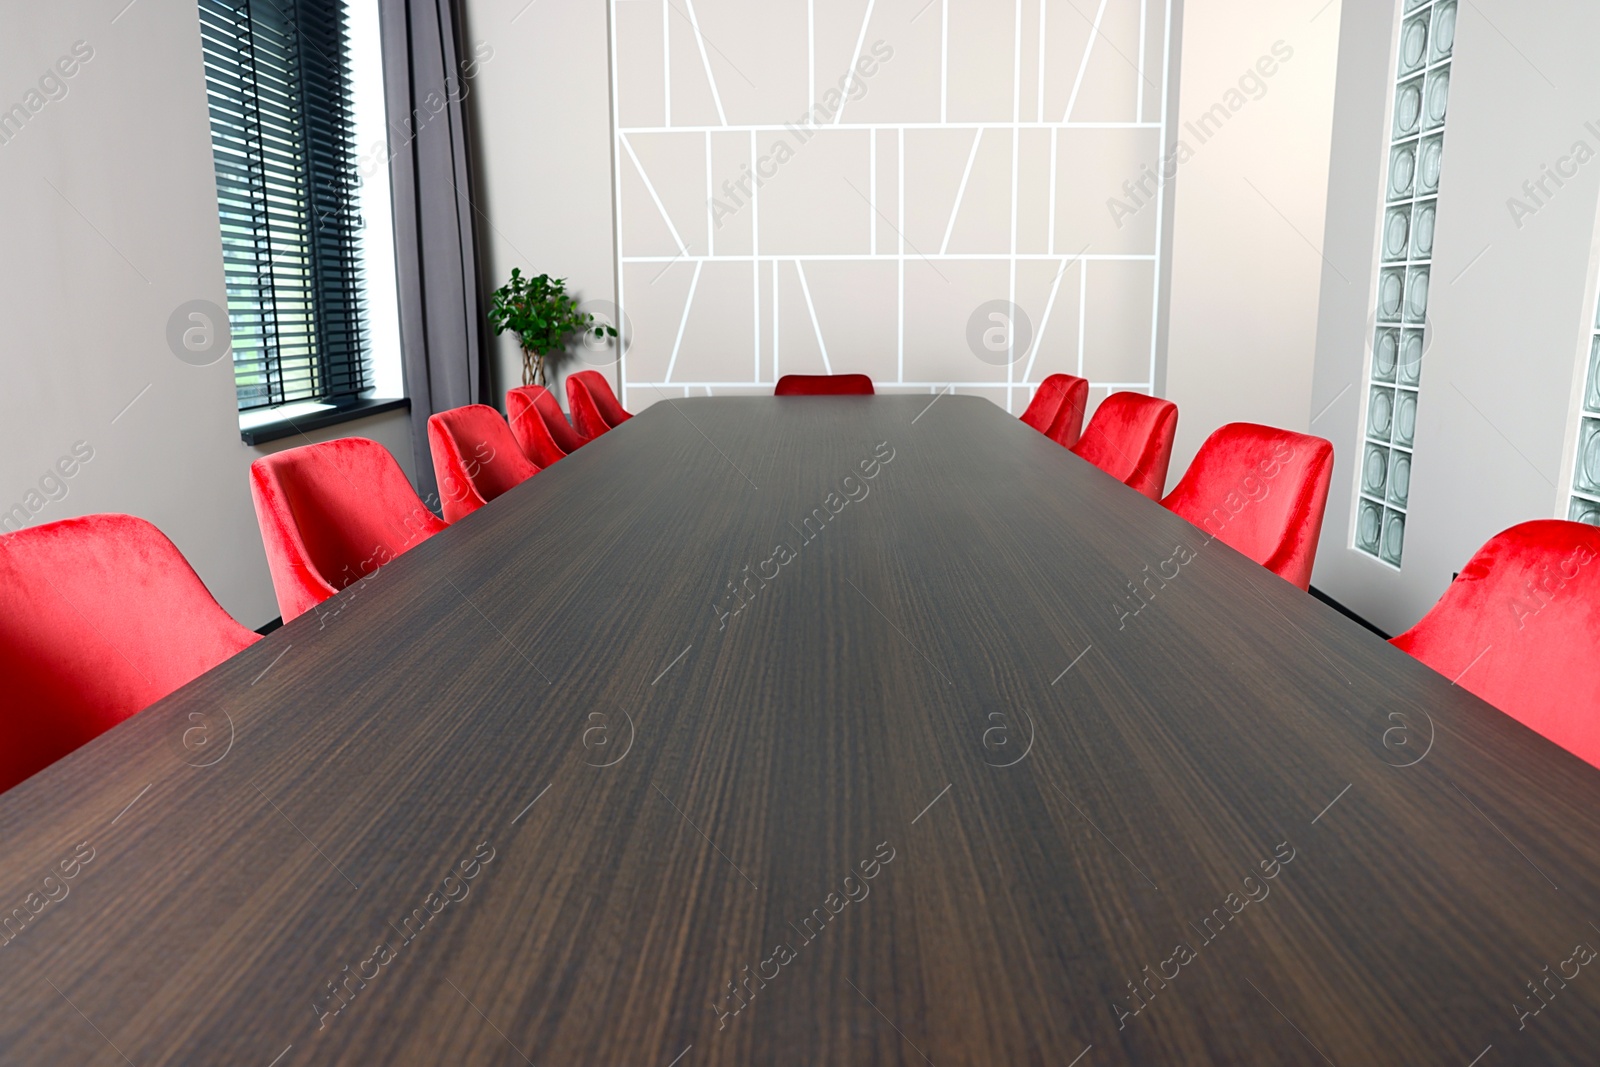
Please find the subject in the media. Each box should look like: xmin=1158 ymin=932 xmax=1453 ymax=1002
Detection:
xmin=1161 ymin=422 xmax=1334 ymax=590
xmin=1070 ymin=392 xmax=1178 ymax=500
xmin=249 ymin=437 xmax=447 ymax=622
xmin=507 ymin=385 xmax=586 ymax=465
xmin=774 ymin=373 xmax=876 ymax=396
xmin=567 ymin=370 xmax=632 ymax=439
xmin=428 ymin=405 xmax=541 ymax=524
xmin=1021 ymin=374 xmax=1090 ymax=447
xmin=0 ymin=513 xmax=259 ymax=793
xmin=1392 ymin=520 xmax=1600 ymax=766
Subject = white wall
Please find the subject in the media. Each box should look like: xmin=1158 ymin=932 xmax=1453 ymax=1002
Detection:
xmin=0 ymin=0 xmax=414 ymax=631
xmin=601 ymin=0 xmax=1175 ymax=416
xmin=460 ymin=0 xmax=1352 ymax=472
xmin=459 ymin=0 xmax=619 ymax=414
xmin=1310 ymin=0 xmax=1600 ymax=634
xmin=1164 ymin=0 xmax=1343 ymax=475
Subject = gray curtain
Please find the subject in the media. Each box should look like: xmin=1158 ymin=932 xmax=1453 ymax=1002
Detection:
xmin=379 ymin=0 xmax=487 ymax=506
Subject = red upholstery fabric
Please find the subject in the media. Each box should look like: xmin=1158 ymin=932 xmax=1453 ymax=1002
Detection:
xmin=1070 ymin=392 xmax=1178 ymax=500
xmin=250 ymin=437 xmax=448 ymax=622
xmin=1392 ymin=521 xmax=1600 ymax=766
xmin=1020 ymin=374 xmax=1090 ymax=447
xmin=565 ymin=376 xmax=606 ymax=440
xmin=1161 ymin=423 xmax=1334 ymax=590
xmin=506 ymin=385 xmax=586 ymax=465
xmin=774 ymin=373 xmax=876 ymax=396
xmin=567 ymin=370 xmax=632 ymax=439
xmin=428 ymin=405 xmax=541 ymax=524
xmin=1020 ymin=375 xmax=1070 ymax=432
xmin=0 ymin=514 xmax=259 ymax=793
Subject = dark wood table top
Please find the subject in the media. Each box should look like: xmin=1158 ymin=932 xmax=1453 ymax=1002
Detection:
xmin=2 ymin=394 xmax=1598 ymax=1066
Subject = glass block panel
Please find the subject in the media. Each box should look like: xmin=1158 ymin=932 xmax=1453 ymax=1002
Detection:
xmin=1387 ymin=450 xmax=1412 ymax=507
xmin=1411 ymin=200 xmax=1436 ymax=258
xmin=1378 ymin=268 xmax=1407 ymax=321
xmin=1570 ymin=496 xmax=1600 ymax=528
xmin=1388 ymin=141 xmax=1418 ymax=201
xmin=1394 ymin=76 xmax=1425 ymax=138
xmin=1380 ymin=510 xmax=1406 ymax=565
xmin=1373 ymin=329 xmax=1400 ymax=383
xmin=1383 ymin=205 xmax=1412 ymax=261
xmin=1431 ymin=1 xmax=1457 ymax=61
xmin=1398 ymin=330 xmax=1424 ymax=386
xmin=1364 ymin=443 xmax=1391 ymax=497
xmin=1423 ymin=66 xmax=1450 ymax=129
xmin=1368 ymin=386 xmax=1396 ymax=441
xmin=1577 ymin=418 xmax=1600 ymax=495
xmin=1417 ymin=135 xmax=1444 ymax=195
xmin=1359 ymin=0 xmax=1451 ymax=566
xmin=1357 ymin=498 xmax=1384 ymax=552
xmin=1398 ymin=14 xmax=1429 ymax=75
xmin=1587 ymin=337 xmax=1600 ymax=414
xmin=1394 ymin=388 xmax=1418 ymax=447
xmin=1404 ymin=266 xmax=1430 ymax=323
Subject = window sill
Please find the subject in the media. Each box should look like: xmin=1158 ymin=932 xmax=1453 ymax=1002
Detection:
xmin=240 ymin=397 xmax=410 ymax=446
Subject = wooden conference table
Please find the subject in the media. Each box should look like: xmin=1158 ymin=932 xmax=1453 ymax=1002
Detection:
xmin=1 ymin=395 xmax=1598 ymax=1065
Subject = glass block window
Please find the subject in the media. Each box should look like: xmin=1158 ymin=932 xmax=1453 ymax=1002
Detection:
xmin=1356 ymin=0 xmax=1454 ymax=567
xmin=1568 ymin=308 xmax=1600 ymax=525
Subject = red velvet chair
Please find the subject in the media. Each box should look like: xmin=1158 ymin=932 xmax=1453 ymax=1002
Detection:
xmin=0 ymin=514 xmax=259 ymax=793
xmin=774 ymin=373 xmax=876 ymax=396
xmin=428 ymin=405 xmax=541 ymax=524
xmin=567 ymin=370 xmax=632 ymax=440
xmin=1391 ymin=521 xmax=1600 ymax=767
xmin=1021 ymin=373 xmax=1090 ymax=447
xmin=1162 ymin=423 xmax=1334 ymax=590
xmin=1069 ymin=392 xmax=1178 ymax=500
xmin=506 ymin=385 xmax=587 ymax=467
xmin=250 ymin=437 xmax=448 ymax=622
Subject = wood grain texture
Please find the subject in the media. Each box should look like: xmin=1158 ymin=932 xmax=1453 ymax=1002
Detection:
xmin=1 ymin=394 xmax=1597 ymax=1066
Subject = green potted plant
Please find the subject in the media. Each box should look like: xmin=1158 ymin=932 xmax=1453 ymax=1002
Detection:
xmin=487 ymin=269 xmax=617 ymax=387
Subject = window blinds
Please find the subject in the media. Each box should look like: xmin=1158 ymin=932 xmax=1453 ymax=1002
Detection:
xmin=199 ymin=0 xmax=369 ymax=411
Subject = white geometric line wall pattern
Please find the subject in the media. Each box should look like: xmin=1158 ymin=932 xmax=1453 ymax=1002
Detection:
xmin=606 ymin=0 xmax=1173 ymax=414
xmin=1354 ymin=0 xmax=1455 ymax=568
